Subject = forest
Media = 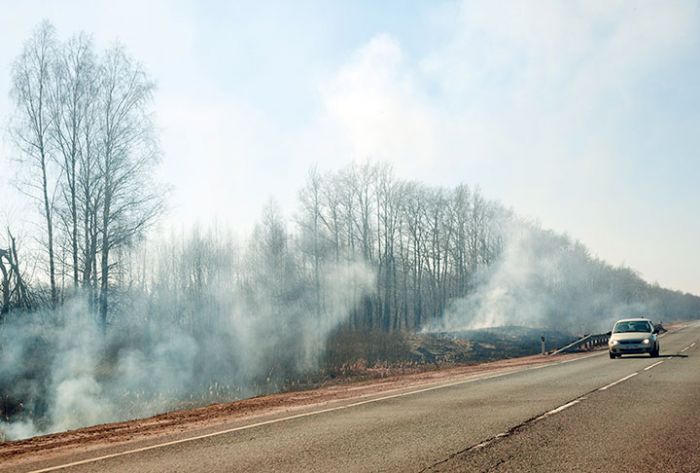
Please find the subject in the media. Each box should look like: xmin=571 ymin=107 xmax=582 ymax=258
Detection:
xmin=2 ymin=22 xmax=699 ymax=440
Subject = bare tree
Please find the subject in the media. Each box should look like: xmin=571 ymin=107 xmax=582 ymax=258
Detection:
xmin=50 ymin=33 xmax=97 ymax=289
xmin=374 ymin=163 xmax=399 ymax=331
xmin=95 ymin=45 xmax=163 ymax=329
xmin=77 ymin=75 xmax=103 ymax=304
xmin=10 ymin=21 xmax=59 ymax=307
xmin=298 ymin=166 xmax=324 ymax=318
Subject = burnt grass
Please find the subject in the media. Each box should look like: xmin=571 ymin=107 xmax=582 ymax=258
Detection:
xmin=320 ymin=326 xmax=578 ymax=381
xmin=1 ymin=326 xmax=577 ymax=440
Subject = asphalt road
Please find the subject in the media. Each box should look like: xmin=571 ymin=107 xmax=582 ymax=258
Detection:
xmin=8 ymin=322 xmax=700 ymax=473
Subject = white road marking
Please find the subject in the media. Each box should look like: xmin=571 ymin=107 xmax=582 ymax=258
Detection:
xmin=556 ymin=353 xmax=599 ymax=364
xmin=534 ymin=397 xmax=586 ymax=421
xmin=691 ymin=342 xmax=696 ymax=348
xmin=471 ymin=432 xmax=509 ymax=450
xmin=24 ymin=343 xmax=667 ymax=473
xmin=25 ymin=338 xmax=675 ymax=473
xmin=468 ymin=395 xmax=588 ymax=453
xmin=464 ymin=358 xmax=663 ymax=455
xmin=25 ymin=354 xmax=601 ymax=473
xmin=681 ymin=346 xmax=690 ymax=352
xmin=598 ymin=372 xmax=638 ymax=391
xmin=19 ymin=328 xmax=695 ymax=472
xmin=644 ymin=361 xmax=665 ymax=371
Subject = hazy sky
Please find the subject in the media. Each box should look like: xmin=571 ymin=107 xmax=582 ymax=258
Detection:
xmin=0 ymin=0 xmax=698 ymax=295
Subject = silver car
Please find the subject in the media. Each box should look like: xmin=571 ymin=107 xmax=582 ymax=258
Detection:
xmin=608 ymin=318 xmax=660 ymax=359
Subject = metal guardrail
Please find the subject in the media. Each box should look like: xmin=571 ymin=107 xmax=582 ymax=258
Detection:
xmin=551 ymin=333 xmax=610 ymax=355
xmin=551 ymin=323 xmax=667 ymax=356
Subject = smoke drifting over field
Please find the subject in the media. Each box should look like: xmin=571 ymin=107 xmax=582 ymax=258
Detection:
xmin=0 ymin=257 xmax=374 ymax=440
xmin=434 ymin=220 xmax=683 ymax=334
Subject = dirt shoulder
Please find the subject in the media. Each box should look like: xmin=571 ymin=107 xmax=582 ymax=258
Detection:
xmin=0 ymin=351 xmax=591 ymax=468
xmin=2 ymin=320 xmax=688 ymax=469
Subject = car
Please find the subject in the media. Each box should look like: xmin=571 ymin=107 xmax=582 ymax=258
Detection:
xmin=608 ymin=318 xmax=660 ymax=359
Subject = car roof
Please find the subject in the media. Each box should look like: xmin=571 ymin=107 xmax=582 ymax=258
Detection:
xmin=614 ymin=318 xmax=652 ymax=323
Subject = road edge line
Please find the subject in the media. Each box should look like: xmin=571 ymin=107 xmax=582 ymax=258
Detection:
xmin=24 ymin=353 xmax=600 ymax=473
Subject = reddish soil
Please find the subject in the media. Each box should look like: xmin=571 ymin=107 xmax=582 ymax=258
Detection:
xmin=2 ymin=320 xmax=687 ymax=469
xmin=0 ymin=352 xmax=588 ymax=468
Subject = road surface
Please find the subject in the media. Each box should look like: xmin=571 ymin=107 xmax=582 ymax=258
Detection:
xmin=5 ymin=322 xmax=700 ymax=473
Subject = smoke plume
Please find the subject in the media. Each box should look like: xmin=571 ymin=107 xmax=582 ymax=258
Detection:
xmin=0 ymin=257 xmax=374 ymax=440
xmin=433 ymin=219 xmax=670 ymax=334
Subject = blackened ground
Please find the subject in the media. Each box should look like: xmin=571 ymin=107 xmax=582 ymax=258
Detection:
xmin=4 ymin=322 xmax=696 ymax=473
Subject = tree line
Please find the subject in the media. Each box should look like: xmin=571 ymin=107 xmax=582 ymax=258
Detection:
xmin=294 ymin=164 xmax=506 ymax=331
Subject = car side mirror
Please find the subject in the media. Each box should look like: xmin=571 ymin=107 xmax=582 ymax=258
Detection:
xmin=652 ymin=328 xmax=659 ymax=334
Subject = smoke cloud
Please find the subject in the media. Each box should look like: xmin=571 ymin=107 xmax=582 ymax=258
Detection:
xmin=432 ymin=219 xmax=672 ymax=335
xmin=0 ymin=256 xmax=374 ymax=440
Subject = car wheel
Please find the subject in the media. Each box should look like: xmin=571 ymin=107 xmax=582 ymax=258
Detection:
xmin=609 ymin=352 xmax=616 ymax=359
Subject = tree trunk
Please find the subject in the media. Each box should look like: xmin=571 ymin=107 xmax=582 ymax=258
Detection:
xmin=99 ymin=161 xmax=111 ymax=332
xmin=41 ymin=153 xmax=58 ymax=308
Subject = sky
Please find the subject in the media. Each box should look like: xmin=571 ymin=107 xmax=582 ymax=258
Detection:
xmin=0 ymin=0 xmax=698 ymax=295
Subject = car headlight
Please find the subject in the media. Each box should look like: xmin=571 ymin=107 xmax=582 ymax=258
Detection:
xmin=642 ymin=339 xmax=651 ymax=345
xmin=610 ymin=340 xmax=619 ymax=346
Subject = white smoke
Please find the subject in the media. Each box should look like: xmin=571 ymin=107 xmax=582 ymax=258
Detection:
xmin=0 ymin=258 xmax=375 ymax=440
xmin=433 ymin=220 xmax=656 ymax=334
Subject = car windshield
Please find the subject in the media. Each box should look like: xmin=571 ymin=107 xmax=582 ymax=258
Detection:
xmin=613 ymin=321 xmax=652 ymax=333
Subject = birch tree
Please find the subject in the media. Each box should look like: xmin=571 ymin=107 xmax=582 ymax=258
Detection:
xmin=95 ymin=45 xmax=163 ymax=329
xmin=10 ymin=21 xmax=59 ymax=307
xmin=51 ymin=33 xmax=96 ymax=289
